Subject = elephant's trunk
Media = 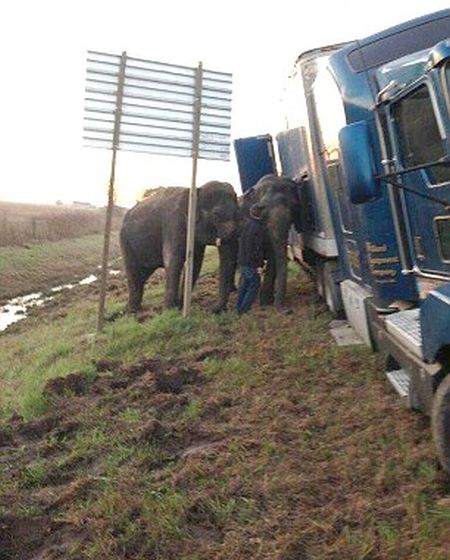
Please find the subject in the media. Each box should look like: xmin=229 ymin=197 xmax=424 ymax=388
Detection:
xmin=216 ymin=219 xmax=239 ymax=241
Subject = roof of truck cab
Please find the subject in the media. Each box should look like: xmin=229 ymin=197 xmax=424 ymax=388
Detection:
xmin=358 ymin=9 xmax=450 ymax=48
xmin=294 ymin=10 xmax=450 ymax=76
xmin=345 ymin=9 xmax=450 ymax=72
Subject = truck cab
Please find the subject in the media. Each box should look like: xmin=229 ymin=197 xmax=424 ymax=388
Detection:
xmin=234 ymin=10 xmax=450 ymax=473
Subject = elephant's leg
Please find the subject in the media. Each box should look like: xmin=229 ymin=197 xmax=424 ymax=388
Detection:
xmin=177 ymin=244 xmax=205 ymax=307
xmin=126 ymin=265 xmax=154 ymax=312
xmin=260 ymin=245 xmax=276 ymax=306
xmin=164 ymin=246 xmax=185 ymax=309
xmin=127 ymin=274 xmax=144 ymax=313
xmin=273 ymin=244 xmax=289 ymax=311
xmin=227 ymin=236 xmax=238 ymax=293
xmin=192 ymin=244 xmax=206 ymax=288
xmin=213 ymin=237 xmax=238 ymax=313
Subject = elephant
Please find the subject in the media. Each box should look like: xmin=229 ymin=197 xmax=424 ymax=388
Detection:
xmin=240 ymin=174 xmax=302 ymax=311
xmin=120 ymin=181 xmax=239 ymax=313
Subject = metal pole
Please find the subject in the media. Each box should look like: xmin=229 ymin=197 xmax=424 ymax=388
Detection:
xmin=183 ymin=61 xmax=203 ymax=318
xmin=97 ymin=51 xmax=127 ymax=333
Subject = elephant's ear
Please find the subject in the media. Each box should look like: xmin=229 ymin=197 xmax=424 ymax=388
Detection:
xmin=285 ymin=178 xmax=297 ymax=200
xmin=242 ymin=187 xmax=257 ymax=206
xmin=196 ymin=207 xmax=206 ymax=223
xmin=243 ymin=185 xmax=255 ymax=198
xmin=240 ymin=188 xmax=256 ymax=217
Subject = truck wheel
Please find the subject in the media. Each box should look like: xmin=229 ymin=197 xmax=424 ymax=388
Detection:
xmin=431 ymin=374 xmax=450 ymax=474
xmin=315 ymin=261 xmax=324 ymax=298
xmin=323 ymin=261 xmax=344 ymax=317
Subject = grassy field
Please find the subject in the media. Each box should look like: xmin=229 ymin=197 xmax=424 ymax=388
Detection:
xmin=0 ymin=233 xmax=122 ymax=302
xmin=0 ymin=201 xmax=125 ymax=247
xmin=1 ymin=251 xmax=450 ymax=559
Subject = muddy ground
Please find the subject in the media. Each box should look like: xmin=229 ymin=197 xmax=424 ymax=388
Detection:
xmin=1 ymin=267 xmax=450 ymax=559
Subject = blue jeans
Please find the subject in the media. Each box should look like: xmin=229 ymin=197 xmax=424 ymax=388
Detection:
xmin=237 ymin=266 xmax=260 ymax=314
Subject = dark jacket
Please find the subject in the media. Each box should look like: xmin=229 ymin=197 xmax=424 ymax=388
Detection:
xmin=237 ymin=216 xmax=267 ymax=268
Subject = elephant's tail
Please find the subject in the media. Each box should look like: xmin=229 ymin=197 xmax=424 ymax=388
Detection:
xmin=119 ymin=226 xmax=138 ymax=276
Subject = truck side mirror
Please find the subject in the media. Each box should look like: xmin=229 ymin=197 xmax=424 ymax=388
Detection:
xmin=339 ymin=121 xmax=381 ymax=204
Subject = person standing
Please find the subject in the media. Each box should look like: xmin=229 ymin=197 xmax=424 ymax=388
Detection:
xmin=236 ymin=206 xmax=267 ymax=315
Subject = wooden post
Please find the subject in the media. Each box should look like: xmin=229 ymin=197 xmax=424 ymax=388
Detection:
xmin=97 ymin=51 xmax=127 ymax=333
xmin=182 ymin=62 xmax=203 ymax=318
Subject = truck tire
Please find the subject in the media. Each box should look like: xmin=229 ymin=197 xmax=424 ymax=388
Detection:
xmin=323 ymin=261 xmax=344 ymax=317
xmin=315 ymin=261 xmax=325 ymax=298
xmin=431 ymin=374 xmax=450 ymax=474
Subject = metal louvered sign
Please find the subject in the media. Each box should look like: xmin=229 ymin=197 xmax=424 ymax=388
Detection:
xmin=85 ymin=51 xmax=233 ymax=329
xmin=84 ymin=51 xmax=232 ymax=160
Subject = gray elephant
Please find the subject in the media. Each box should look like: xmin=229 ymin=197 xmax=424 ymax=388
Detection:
xmin=240 ymin=174 xmax=302 ymax=311
xmin=120 ymin=181 xmax=239 ymax=312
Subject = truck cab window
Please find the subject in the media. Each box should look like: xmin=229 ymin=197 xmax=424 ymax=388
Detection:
xmin=445 ymin=61 xmax=450 ymax=109
xmin=435 ymin=217 xmax=450 ymax=262
xmin=392 ymin=85 xmax=450 ymax=185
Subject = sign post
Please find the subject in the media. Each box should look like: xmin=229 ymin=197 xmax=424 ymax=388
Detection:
xmin=96 ymin=51 xmax=127 ymax=333
xmin=183 ymin=62 xmax=203 ymax=318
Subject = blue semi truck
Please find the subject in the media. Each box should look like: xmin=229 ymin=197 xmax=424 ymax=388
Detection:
xmin=234 ymin=10 xmax=450 ymax=472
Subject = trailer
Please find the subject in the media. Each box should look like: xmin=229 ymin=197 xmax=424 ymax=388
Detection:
xmin=234 ymin=9 xmax=450 ymax=472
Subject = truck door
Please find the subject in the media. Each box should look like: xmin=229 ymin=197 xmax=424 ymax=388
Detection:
xmin=233 ymin=135 xmax=277 ymax=193
xmin=388 ymin=71 xmax=450 ymax=277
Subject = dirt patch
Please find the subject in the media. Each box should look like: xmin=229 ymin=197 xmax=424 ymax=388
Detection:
xmin=155 ymin=365 xmax=201 ymax=394
xmin=0 ymin=427 xmax=14 ymax=447
xmin=135 ymin=418 xmax=166 ymax=443
xmin=44 ymin=372 xmax=90 ymax=398
xmin=18 ymin=413 xmax=62 ymax=440
xmin=95 ymin=358 xmax=124 ymax=373
xmin=0 ymin=515 xmax=49 ymax=558
xmin=195 ymin=346 xmax=230 ymax=362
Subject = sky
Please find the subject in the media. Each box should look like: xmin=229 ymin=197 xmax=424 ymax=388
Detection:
xmin=1 ymin=0 xmax=449 ymax=207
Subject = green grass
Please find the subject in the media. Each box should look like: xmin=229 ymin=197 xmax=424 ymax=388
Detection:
xmin=0 ymin=299 xmax=99 ymax=418
xmin=181 ymin=398 xmax=203 ymax=421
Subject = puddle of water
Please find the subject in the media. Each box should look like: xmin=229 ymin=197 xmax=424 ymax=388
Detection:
xmin=51 ymin=283 xmax=75 ymax=293
xmin=0 ymin=294 xmax=53 ymax=331
xmin=79 ymin=274 xmax=97 ymax=286
xmin=0 ymin=305 xmax=26 ymax=331
xmin=0 ymin=269 xmax=121 ymax=332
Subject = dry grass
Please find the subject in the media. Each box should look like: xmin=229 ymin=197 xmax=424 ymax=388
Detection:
xmin=0 ymin=201 xmax=125 ymax=247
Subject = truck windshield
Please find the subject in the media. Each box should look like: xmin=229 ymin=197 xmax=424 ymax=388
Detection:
xmin=392 ymin=84 xmax=450 ymax=186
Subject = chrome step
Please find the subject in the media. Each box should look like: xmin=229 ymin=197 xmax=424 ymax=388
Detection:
xmin=386 ymin=369 xmax=410 ymax=399
xmin=385 ymin=308 xmax=423 ymax=358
